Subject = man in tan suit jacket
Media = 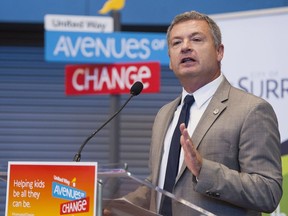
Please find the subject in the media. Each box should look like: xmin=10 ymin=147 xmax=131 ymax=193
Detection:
xmin=126 ymin=11 xmax=282 ymax=216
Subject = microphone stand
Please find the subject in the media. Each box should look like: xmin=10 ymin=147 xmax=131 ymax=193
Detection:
xmin=73 ymin=94 xmax=134 ymax=162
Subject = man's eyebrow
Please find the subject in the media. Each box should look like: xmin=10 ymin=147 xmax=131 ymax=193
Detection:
xmin=171 ymin=31 xmax=205 ymax=40
xmin=190 ymin=32 xmax=205 ymax=37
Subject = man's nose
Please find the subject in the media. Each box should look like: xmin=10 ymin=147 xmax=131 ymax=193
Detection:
xmin=181 ymin=39 xmax=193 ymax=52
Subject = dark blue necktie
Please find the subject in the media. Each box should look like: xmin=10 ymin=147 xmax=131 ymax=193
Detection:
xmin=160 ymin=95 xmax=195 ymax=216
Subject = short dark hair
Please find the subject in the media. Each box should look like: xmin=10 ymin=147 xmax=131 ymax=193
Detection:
xmin=167 ymin=11 xmax=222 ymax=48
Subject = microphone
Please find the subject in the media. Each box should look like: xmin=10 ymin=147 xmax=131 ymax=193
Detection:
xmin=73 ymin=81 xmax=144 ymax=162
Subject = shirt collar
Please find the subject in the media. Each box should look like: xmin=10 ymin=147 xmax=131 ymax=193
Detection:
xmin=181 ymin=73 xmax=224 ymax=108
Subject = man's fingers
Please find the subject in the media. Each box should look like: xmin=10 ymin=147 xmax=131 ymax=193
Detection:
xmin=180 ymin=123 xmax=186 ymax=133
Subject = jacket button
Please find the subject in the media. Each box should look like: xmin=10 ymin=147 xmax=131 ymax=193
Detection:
xmin=206 ymin=191 xmax=220 ymax=198
xmin=206 ymin=191 xmax=212 ymax=196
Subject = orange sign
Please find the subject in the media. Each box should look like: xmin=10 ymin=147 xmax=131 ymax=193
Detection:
xmin=5 ymin=162 xmax=97 ymax=216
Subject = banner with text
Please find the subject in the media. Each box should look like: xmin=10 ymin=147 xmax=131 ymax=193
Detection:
xmin=5 ymin=162 xmax=97 ymax=216
xmin=44 ymin=14 xmax=114 ymax=33
xmin=65 ymin=62 xmax=161 ymax=95
xmin=45 ymin=31 xmax=169 ymax=65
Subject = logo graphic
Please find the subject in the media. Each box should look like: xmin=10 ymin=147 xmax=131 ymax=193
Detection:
xmin=45 ymin=31 xmax=168 ymax=64
xmin=60 ymin=197 xmax=90 ymax=215
xmin=71 ymin=177 xmax=77 ymax=187
xmin=53 ymin=175 xmax=88 ymax=215
xmin=99 ymin=0 xmax=126 ymax=14
xmin=65 ymin=62 xmax=161 ymax=95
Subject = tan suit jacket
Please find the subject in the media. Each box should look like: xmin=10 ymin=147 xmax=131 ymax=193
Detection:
xmin=126 ymin=77 xmax=282 ymax=216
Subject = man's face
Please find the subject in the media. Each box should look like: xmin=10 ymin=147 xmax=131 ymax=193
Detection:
xmin=168 ymin=19 xmax=224 ymax=88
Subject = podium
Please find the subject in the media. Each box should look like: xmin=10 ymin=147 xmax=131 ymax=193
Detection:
xmin=2 ymin=163 xmax=216 ymax=216
xmin=98 ymin=165 xmax=216 ymax=216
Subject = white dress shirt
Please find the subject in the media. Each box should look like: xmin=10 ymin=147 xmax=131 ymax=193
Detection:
xmin=157 ymin=74 xmax=224 ymax=211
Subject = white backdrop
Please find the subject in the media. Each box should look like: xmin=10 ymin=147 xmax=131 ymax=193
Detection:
xmin=213 ymin=7 xmax=288 ymax=143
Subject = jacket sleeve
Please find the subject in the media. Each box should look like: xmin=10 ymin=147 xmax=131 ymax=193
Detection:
xmin=194 ymin=99 xmax=283 ymax=213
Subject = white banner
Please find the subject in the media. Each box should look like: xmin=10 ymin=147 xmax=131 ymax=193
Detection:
xmin=213 ymin=7 xmax=288 ymax=143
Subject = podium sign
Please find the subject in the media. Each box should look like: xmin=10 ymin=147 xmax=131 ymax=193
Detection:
xmin=5 ymin=162 xmax=97 ymax=216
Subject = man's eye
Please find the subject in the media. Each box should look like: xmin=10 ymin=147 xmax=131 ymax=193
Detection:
xmin=192 ymin=37 xmax=203 ymax=42
xmin=172 ymin=41 xmax=181 ymax=46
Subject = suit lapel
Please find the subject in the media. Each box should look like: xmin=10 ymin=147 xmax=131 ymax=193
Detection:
xmin=152 ymin=96 xmax=181 ymax=183
xmin=177 ymin=77 xmax=231 ymax=179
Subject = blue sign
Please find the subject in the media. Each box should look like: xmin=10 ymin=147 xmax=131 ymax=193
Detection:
xmin=45 ymin=31 xmax=169 ymax=65
xmin=52 ymin=182 xmax=86 ymax=201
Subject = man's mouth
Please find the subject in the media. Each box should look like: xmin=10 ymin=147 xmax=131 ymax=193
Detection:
xmin=181 ymin=57 xmax=195 ymax=63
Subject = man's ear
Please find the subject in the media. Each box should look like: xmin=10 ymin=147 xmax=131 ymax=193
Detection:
xmin=169 ymin=61 xmax=172 ymax=70
xmin=217 ymin=44 xmax=224 ymax=61
xmin=168 ymin=51 xmax=172 ymax=70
